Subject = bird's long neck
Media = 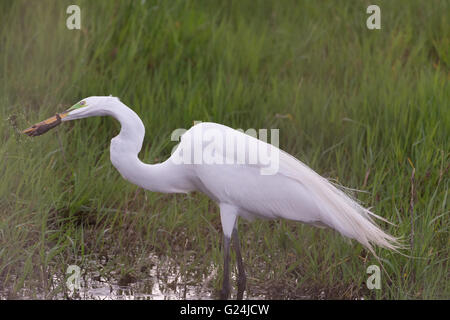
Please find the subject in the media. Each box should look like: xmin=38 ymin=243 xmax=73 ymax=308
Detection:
xmin=107 ymin=102 xmax=192 ymax=194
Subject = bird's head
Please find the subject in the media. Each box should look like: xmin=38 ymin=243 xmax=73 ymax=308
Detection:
xmin=22 ymin=96 xmax=120 ymax=136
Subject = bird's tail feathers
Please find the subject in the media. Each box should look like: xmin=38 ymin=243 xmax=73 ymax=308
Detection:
xmin=279 ymin=151 xmax=406 ymax=256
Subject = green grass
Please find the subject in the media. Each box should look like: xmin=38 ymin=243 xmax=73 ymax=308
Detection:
xmin=0 ymin=0 xmax=448 ymax=299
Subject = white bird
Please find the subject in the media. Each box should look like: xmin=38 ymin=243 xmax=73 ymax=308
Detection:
xmin=23 ymin=96 xmax=401 ymax=299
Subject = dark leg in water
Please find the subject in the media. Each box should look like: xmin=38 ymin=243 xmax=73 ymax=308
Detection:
xmin=220 ymin=235 xmax=231 ymax=299
xmin=233 ymin=227 xmax=246 ymax=300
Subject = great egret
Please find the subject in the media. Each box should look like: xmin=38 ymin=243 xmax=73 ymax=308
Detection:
xmin=23 ymin=96 xmax=401 ymax=299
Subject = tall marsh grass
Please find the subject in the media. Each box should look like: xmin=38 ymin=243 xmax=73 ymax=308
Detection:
xmin=0 ymin=0 xmax=448 ymax=299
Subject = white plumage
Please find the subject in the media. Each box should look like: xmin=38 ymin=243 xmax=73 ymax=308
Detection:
xmin=172 ymin=121 xmax=400 ymax=254
xmin=25 ymin=96 xmax=401 ymax=299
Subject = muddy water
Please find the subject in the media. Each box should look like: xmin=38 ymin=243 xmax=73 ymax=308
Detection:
xmin=63 ymin=272 xmax=214 ymax=300
xmin=64 ymin=254 xmax=218 ymax=300
xmin=1 ymin=251 xmax=328 ymax=299
xmin=1 ymin=253 xmax=270 ymax=300
xmin=56 ymin=253 xmax=217 ymax=300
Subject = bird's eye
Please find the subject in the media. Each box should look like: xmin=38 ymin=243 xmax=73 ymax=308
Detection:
xmin=80 ymin=101 xmax=86 ymax=105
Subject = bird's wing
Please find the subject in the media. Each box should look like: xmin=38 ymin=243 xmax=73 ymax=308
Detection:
xmin=185 ymin=122 xmax=401 ymax=253
xmin=184 ymin=122 xmax=324 ymax=222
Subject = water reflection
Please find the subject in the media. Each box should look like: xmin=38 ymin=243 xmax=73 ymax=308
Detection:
xmin=61 ymin=253 xmax=218 ymax=300
xmin=1 ymin=253 xmax=271 ymax=300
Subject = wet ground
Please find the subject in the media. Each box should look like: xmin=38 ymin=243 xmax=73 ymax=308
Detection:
xmin=1 ymin=253 xmax=274 ymax=300
xmin=1 ymin=251 xmax=347 ymax=300
xmin=62 ymin=253 xmax=220 ymax=300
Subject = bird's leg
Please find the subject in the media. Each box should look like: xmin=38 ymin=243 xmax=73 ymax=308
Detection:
xmin=220 ymin=235 xmax=231 ymax=299
xmin=232 ymin=227 xmax=246 ymax=300
xmin=219 ymin=203 xmax=238 ymax=300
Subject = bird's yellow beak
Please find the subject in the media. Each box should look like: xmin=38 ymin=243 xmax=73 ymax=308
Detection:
xmin=22 ymin=111 xmax=69 ymax=137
